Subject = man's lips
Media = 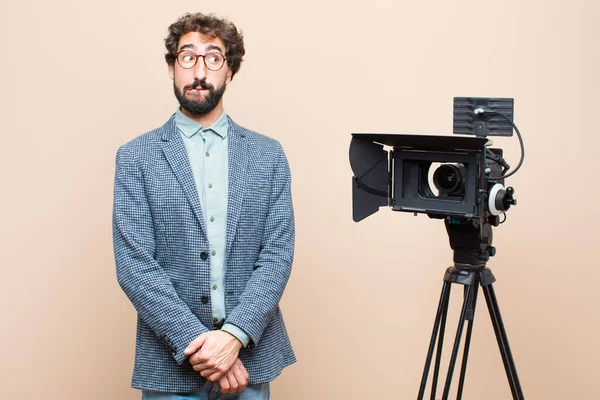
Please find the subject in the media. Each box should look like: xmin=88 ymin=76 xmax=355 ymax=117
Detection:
xmin=185 ymin=87 xmax=208 ymax=96
xmin=186 ymin=81 xmax=213 ymax=91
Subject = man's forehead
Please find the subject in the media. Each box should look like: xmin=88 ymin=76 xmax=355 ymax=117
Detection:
xmin=178 ymin=32 xmax=225 ymax=52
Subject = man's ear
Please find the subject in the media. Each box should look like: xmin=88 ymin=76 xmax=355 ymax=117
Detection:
xmin=226 ymin=69 xmax=233 ymax=85
xmin=168 ymin=63 xmax=175 ymax=80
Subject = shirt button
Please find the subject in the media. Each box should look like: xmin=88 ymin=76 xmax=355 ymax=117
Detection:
xmin=212 ymin=284 xmax=218 ymax=290
xmin=210 ymin=217 xmax=214 ymax=222
xmin=201 ymin=296 xmax=209 ymax=304
xmin=200 ymin=252 xmax=208 ymax=260
xmin=208 ymin=183 xmax=213 ymax=189
xmin=206 ymin=152 xmax=210 ymax=157
xmin=211 ymin=250 xmax=216 ymax=256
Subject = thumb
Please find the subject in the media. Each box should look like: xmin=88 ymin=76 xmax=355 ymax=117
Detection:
xmin=184 ymin=333 xmax=207 ymax=355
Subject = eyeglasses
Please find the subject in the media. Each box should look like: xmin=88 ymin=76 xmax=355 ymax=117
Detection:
xmin=175 ymin=50 xmax=227 ymax=71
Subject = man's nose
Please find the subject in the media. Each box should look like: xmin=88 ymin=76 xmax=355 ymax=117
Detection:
xmin=192 ymin=58 xmax=207 ymax=80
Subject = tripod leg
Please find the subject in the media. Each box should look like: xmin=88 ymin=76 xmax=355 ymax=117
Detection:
xmin=456 ymin=279 xmax=480 ymax=399
xmin=441 ymin=283 xmax=473 ymax=400
xmin=418 ymin=281 xmax=452 ymax=400
xmin=482 ymin=284 xmax=525 ymax=400
xmin=430 ymin=282 xmax=451 ymax=400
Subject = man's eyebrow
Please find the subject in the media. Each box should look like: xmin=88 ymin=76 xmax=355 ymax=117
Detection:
xmin=178 ymin=43 xmax=223 ymax=54
xmin=206 ymin=44 xmax=224 ymax=53
xmin=179 ymin=43 xmax=196 ymax=51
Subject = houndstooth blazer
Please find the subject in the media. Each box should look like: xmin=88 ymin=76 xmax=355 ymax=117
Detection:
xmin=113 ymin=114 xmax=296 ymax=392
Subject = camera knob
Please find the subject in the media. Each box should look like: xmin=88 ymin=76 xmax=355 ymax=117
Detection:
xmin=503 ymin=187 xmax=517 ymax=208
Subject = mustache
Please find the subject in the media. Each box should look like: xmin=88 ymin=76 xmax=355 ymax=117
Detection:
xmin=185 ymin=80 xmax=214 ymax=91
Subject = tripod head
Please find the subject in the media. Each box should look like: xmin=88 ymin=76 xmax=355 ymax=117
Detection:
xmin=445 ymin=217 xmax=495 ymax=267
xmin=444 ymin=184 xmax=516 ymax=267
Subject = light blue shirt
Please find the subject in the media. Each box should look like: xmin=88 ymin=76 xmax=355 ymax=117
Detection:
xmin=175 ymin=108 xmax=250 ymax=347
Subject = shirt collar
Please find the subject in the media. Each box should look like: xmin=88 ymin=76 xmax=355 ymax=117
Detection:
xmin=175 ymin=108 xmax=229 ymax=139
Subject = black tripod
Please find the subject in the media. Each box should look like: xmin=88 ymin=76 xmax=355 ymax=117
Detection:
xmin=417 ymin=218 xmax=525 ymax=400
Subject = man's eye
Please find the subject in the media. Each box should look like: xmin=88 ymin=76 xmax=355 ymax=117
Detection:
xmin=182 ymin=54 xmax=194 ymax=62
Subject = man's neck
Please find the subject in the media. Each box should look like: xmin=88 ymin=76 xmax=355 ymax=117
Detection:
xmin=180 ymin=103 xmax=224 ymax=127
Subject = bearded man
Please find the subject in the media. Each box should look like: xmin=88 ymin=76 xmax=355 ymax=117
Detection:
xmin=113 ymin=12 xmax=295 ymax=400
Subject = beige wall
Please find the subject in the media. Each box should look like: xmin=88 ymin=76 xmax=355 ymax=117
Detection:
xmin=1 ymin=0 xmax=598 ymax=398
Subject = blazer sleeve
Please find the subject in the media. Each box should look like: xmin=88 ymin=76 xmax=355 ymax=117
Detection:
xmin=224 ymin=142 xmax=295 ymax=346
xmin=112 ymin=145 xmax=209 ymax=364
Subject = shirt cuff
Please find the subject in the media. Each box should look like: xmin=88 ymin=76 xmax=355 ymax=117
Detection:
xmin=222 ymin=323 xmax=251 ymax=348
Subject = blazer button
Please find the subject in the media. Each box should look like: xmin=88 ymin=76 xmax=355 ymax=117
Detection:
xmin=201 ymin=252 xmax=208 ymax=260
xmin=201 ymin=296 xmax=209 ymax=304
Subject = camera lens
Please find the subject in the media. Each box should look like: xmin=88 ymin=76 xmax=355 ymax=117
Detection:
xmin=433 ymin=164 xmax=465 ymax=195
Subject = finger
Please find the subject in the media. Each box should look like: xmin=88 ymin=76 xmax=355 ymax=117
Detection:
xmin=226 ymin=372 xmax=239 ymax=393
xmin=236 ymin=359 xmax=249 ymax=380
xmin=201 ymin=367 xmax=223 ymax=380
xmin=207 ymin=370 xmax=225 ymax=381
xmin=192 ymin=361 xmax=214 ymax=371
xmin=232 ymin=364 xmax=247 ymax=392
xmin=184 ymin=333 xmax=207 ymax=356
xmin=219 ymin=372 xmax=236 ymax=394
xmin=190 ymin=353 xmax=214 ymax=368
xmin=232 ymin=362 xmax=246 ymax=382
xmin=219 ymin=375 xmax=231 ymax=393
xmin=195 ymin=363 xmax=218 ymax=374
xmin=189 ymin=348 xmax=213 ymax=366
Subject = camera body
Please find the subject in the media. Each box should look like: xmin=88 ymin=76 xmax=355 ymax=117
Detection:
xmin=392 ymin=134 xmax=498 ymax=219
xmin=351 ymin=133 xmax=503 ymax=221
xmin=350 ymin=97 xmax=515 ymax=224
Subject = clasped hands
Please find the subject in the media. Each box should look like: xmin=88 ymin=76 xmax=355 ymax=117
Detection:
xmin=184 ymin=330 xmax=249 ymax=394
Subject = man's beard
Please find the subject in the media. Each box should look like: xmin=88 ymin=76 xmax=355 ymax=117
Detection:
xmin=174 ymin=79 xmax=226 ymax=116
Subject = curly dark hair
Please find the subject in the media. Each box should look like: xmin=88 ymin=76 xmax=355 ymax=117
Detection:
xmin=165 ymin=13 xmax=245 ymax=78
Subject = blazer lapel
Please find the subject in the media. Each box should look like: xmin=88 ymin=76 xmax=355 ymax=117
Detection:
xmin=225 ymin=119 xmax=248 ymax=261
xmin=159 ymin=116 xmax=208 ymax=236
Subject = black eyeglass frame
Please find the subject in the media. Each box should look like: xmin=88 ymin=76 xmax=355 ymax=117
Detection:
xmin=173 ymin=50 xmax=228 ymax=71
